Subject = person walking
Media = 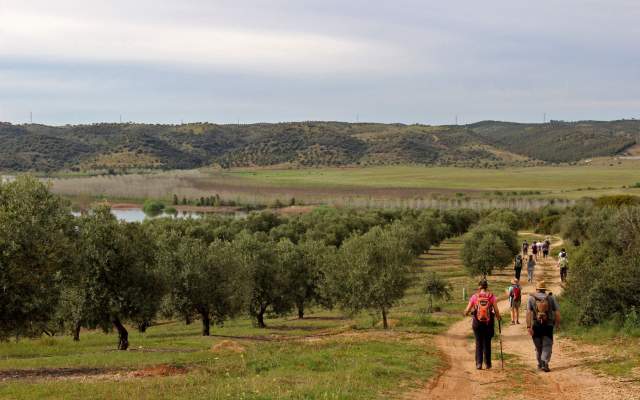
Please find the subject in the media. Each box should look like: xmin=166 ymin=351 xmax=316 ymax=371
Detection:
xmin=527 ymin=255 xmax=536 ymax=282
xmin=558 ymin=252 xmax=569 ymax=283
xmin=508 ymin=278 xmax=522 ymax=325
xmin=542 ymin=240 xmax=549 ymax=259
xmin=464 ymin=280 xmax=501 ymax=370
xmin=514 ymin=254 xmax=523 ymax=281
xmin=526 ymin=281 xmax=560 ymax=372
xmin=531 ymin=242 xmax=538 ymax=261
xmin=522 ymin=240 xmax=529 ymax=256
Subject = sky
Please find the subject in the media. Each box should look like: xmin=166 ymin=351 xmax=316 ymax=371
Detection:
xmin=0 ymin=0 xmax=639 ymax=125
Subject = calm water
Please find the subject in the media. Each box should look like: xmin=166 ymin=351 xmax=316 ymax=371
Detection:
xmin=73 ymin=208 xmax=247 ymax=223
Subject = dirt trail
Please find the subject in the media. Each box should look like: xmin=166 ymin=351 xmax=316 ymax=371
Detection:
xmin=410 ymin=236 xmax=639 ymax=400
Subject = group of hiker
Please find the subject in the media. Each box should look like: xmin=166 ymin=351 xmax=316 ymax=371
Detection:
xmin=522 ymin=238 xmax=550 ymax=261
xmin=464 ymin=237 xmax=564 ymax=372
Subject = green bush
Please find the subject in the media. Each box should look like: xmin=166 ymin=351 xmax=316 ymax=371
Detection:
xmin=142 ymin=199 xmax=165 ymax=216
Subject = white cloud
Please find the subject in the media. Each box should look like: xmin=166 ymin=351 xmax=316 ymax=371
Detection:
xmin=0 ymin=8 xmax=412 ymax=76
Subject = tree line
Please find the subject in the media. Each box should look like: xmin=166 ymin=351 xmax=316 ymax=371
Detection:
xmin=0 ymin=177 xmax=481 ymax=349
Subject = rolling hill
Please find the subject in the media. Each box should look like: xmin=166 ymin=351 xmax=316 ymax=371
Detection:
xmin=0 ymin=120 xmax=638 ymax=172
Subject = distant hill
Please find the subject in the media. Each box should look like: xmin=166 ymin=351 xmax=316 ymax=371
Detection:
xmin=0 ymin=120 xmax=638 ymax=172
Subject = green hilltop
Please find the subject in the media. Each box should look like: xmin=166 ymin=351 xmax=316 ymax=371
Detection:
xmin=0 ymin=120 xmax=638 ymax=172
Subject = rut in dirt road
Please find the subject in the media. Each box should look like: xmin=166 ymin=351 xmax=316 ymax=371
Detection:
xmin=408 ymin=235 xmax=639 ymax=400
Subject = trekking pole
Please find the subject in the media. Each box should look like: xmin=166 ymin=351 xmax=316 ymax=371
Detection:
xmin=498 ymin=319 xmax=504 ymax=370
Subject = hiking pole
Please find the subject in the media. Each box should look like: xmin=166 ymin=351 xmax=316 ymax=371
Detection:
xmin=498 ymin=319 xmax=504 ymax=370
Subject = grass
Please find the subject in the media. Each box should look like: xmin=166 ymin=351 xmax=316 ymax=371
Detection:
xmin=0 ymin=334 xmax=440 ymax=400
xmin=556 ymin=299 xmax=640 ymax=379
xmin=0 ymin=237 xmax=474 ymax=399
xmin=220 ymin=164 xmax=640 ymax=197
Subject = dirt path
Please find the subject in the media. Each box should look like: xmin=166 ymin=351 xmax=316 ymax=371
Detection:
xmin=410 ymin=236 xmax=639 ymax=400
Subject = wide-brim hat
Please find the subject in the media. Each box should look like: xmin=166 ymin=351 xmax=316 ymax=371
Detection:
xmin=536 ymin=281 xmax=547 ymax=290
xmin=511 ymin=278 xmax=518 ymax=284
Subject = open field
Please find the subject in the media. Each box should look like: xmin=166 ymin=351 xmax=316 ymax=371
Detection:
xmin=0 ymin=238 xmax=472 ymax=400
xmin=45 ymin=163 xmax=640 ymax=209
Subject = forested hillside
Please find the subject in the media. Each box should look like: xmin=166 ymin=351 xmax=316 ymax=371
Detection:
xmin=1 ymin=120 xmax=638 ymax=172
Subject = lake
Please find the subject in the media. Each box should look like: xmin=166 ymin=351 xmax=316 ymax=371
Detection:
xmin=73 ymin=208 xmax=247 ymax=223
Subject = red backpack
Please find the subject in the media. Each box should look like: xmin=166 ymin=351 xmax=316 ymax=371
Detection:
xmin=510 ymin=285 xmax=521 ymax=302
xmin=475 ymin=292 xmax=494 ymax=324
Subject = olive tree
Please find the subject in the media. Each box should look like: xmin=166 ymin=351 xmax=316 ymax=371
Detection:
xmin=461 ymin=223 xmax=519 ymax=277
xmin=328 ymin=226 xmax=414 ymax=329
xmin=158 ymin=235 xmax=246 ymax=336
xmin=287 ymin=240 xmax=336 ymax=319
xmin=233 ymin=232 xmax=294 ymax=328
xmin=77 ymin=206 xmax=164 ymax=350
xmin=0 ymin=176 xmax=74 ymax=340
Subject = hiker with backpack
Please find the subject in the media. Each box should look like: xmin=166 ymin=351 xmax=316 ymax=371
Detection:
xmin=559 ymin=248 xmax=567 ymax=259
xmin=558 ymin=251 xmax=569 ymax=283
xmin=508 ymin=278 xmax=522 ymax=325
xmin=514 ymin=254 xmax=523 ymax=281
xmin=464 ymin=279 xmax=501 ymax=370
xmin=526 ymin=281 xmax=560 ymax=372
xmin=522 ymin=240 xmax=529 ymax=256
xmin=531 ymin=242 xmax=538 ymax=261
xmin=527 ymin=255 xmax=536 ymax=283
xmin=542 ymin=240 xmax=550 ymax=259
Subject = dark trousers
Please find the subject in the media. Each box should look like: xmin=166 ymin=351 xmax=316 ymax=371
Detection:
xmin=560 ymin=267 xmax=567 ymax=282
xmin=532 ymin=324 xmax=554 ymax=366
xmin=473 ymin=322 xmax=494 ymax=367
xmin=514 ymin=268 xmax=522 ymax=280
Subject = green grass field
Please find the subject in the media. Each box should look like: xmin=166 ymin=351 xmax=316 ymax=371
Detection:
xmin=0 ymin=238 xmax=476 ymax=400
xmin=220 ymin=164 xmax=640 ymax=197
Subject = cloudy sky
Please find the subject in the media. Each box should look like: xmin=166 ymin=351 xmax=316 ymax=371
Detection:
xmin=0 ymin=0 xmax=638 ymax=125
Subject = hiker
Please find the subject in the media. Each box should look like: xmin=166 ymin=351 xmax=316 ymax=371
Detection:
xmin=508 ymin=278 xmax=522 ymax=325
xmin=542 ymin=240 xmax=549 ymax=259
xmin=558 ymin=251 xmax=569 ymax=283
xmin=531 ymin=242 xmax=538 ymax=261
xmin=559 ymin=248 xmax=567 ymax=259
xmin=526 ymin=281 xmax=560 ymax=372
xmin=464 ymin=279 xmax=501 ymax=370
xmin=522 ymin=240 xmax=529 ymax=256
xmin=514 ymin=254 xmax=523 ymax=280
xmin=527 ymin=255 xmax=536 ymax=282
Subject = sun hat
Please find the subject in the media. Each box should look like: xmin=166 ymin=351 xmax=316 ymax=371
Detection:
xmin=536 ymin=281 xmax=547 ymax=291
xmin=511 ymin=278 xmax=518 ymax=284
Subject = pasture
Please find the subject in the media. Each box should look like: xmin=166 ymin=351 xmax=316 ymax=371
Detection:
xmin=47 ymin=163 xmax=640 ymax=209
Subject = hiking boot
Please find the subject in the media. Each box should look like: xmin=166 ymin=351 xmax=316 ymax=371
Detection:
xmin=485 ymin=364 xmax=492 ymax=370
xmin=476 ymin=364 xmax=482 ymax=370
xmin=541 ymin=362 xmax=550 ymax=372
xmin=516 ymin=321 xmax=520 ymax=324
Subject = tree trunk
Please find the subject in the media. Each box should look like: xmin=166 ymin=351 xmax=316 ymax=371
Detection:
xmin=381 ymin=308 xmax=389 ymax=329
xmin=138 ymin=320 xmax=149 ymax=333
xmin=297 ymin=301 xmax=304 ymax=319
xmin=256 ymin=306 xmax=267 ymax=328
xmin=73 ymin=322 xmax=81 ymax=341
xmin=112 ymin=317 xmax=129 ymax=350
xmin=201 ymin=312 xmax=211 ymax=336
